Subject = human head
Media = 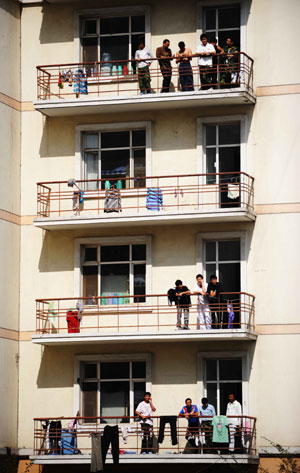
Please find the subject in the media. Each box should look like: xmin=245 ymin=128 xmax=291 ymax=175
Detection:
xmin=200 ymin=33 xmax=208 ymax=46
xmin=178 ymin=41 xmax=185 ymax=51
xmin=210 ymin=37 xmax=218 ymax=46
xmin=185 ymin=398 xmax=192 ymax=407
xmin=138 ymin=38 xmax=145 ymax=49
xmin=228 ymin=393 xmax=235 ymax=403
xmin=210 ymin=274 xmax=218 ymax=285
xmin=163 ymin=39 xmax=170 ymax=48
xmin=226 ymin=37 xmax=234 ymax=47
xmin=144 ymin=392 xmax=151 ymax=402
xmin=175 ymin=279 xmax=183 ymax=290
xmin=196 ymin=274 xmax=203 ymax=284
xmin=201 ymin=397 xmax=208 ymax=406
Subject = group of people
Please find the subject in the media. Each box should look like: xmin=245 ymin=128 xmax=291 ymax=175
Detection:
xmin=136 ymin=392 xmax=243 ymax=454
xmin=168 ymin=274 xmax=228 ymax=330
xmin=134 ymin=34 xmax=239 ymax=94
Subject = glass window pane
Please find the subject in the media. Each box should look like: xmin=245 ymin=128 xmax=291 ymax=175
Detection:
xmin=84 ymin=20 xmax=97 ymax=35
xmin=82 ymin=37 xmax=98 ymax=63
xmin=219 ymin=124 xmax=240 ymax=146
xmin=205 ymin=241 xmax=216 ymax=262
xmin=219 ymin=263 xmax=240 ymax=293
xmin=100 ymin=17 xmax=129 ymax=35
xmin=206 ymin=359 xmax=217 ymax=381
xmin=82 ymin=382 xmax=98 ymax=421
xmin=218 ymin=7 xmax=240 ymax=30
xmin=218 ymin=240 xmax=240 ymax=261
xmin=206 ymin=148 xmax=216 ymax=184
xmin=134 ymin=150 xmax=146 ymax=188
xmin=206 ymin=263 xmax=216 ymax=282
xmin=83 ymin=266 xmax=98 ymax=300
xmin=101 ymin=245 xmax=129 ymax=262
xmin=100 ymin=381 xmax=130 ymax=421
xmin=219 ymin=30 xmax=240 ymax=51
xmin=219 ymin=147 xmax=240 ymax=174
xmin=134 ymin=381 xmax=146 ymax=411
xmin=101 ymin=362 xmax=130 ymax=379
xmin=131 ymin=15 xmax=145 ymax=32
xmin=84 ymin=364 xmax=98 ymax=379
xmin=131 ymin=34 xmax=141 ymax=67
xmin=220 ymin=382 xmax=242 ymax=416
xmin=134 ymin=264 xmax=146 ymax=303
xmin=101 ymin=150 xmax=129 ymax=187
xmin=132 ymin=244 xmax=146 ymax=261
xmin=85 ymin=133 xmax=99 ymax=149
xmin=219 ymin=359 xmax=242 ymax=381
xmin=101 ymin=131 xmax=130 ymax=149
xmin=206 ymin=125 xmax=216 ymax=146
xmin=206 ymin=382 xmax=217 ymax=414
xmin=132 ymin=129 xmax=146 ymax=147
xmin=84 ymin=247 xmax=98 ymax=262
xmin=85 ymin=151 xmax=99 ymax=190
xmin=101 ymin=263 xmax=129 ymax=297
xmin=100 ymin=35 xmax=129 ymax=63
xmin=205 ymin=9 xmax=216 ymax=30
xmin=132 ymin=361 xmax=146 ymax=378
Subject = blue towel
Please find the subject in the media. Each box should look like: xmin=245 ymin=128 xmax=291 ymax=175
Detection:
xmin=146 ymin=188 xmax=163 ymax=211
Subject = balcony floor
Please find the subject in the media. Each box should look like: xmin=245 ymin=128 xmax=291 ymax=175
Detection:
xmin=32 ymin=328 xmax=257 ymax=346
xmin=30 ymin=453 xmax=259 ymax=465
xmin=34 ymin=88 xmax=256 ymax=117
xmin=33 ymin=207 xmax=256 ymax=231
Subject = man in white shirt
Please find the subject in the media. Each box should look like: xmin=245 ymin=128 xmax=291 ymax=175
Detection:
xmin=135 ymin=39 xmax=152 ymax=95
xmin=196 ymin=34 xmax=216 ymax=90
xmin=226 ymin=393 xmax=242 ymax=452
xmin=193 ymin=274 xmax=211 ymax=330
xmin=136 ymin=392 xmax=156 ymax=454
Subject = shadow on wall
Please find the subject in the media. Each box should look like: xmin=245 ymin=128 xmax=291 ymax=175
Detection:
xmin=37 ymin=346 xmax=74 ymax=389
xmin=38 ymin=231 xmax=74 ymax=273
xmin=39 ymin=4 xmax=75 ymax=44
xmin=39 ymin=117 xmax=75 ymax=158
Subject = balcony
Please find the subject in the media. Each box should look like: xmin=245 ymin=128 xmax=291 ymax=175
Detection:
xmin=34 ymin=172 xmax=255 ymax=230
xmin=34 ymin=53 xmax=255 ymax=117
xmin=31 ymin=415 xmax=258 ymax=466
xmin=32 ymin=292 xmax=256 ymax=345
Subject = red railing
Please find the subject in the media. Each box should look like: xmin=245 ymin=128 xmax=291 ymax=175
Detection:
xmin=36 ymin=292 xmax=255 ymax=335
xmin=36 ymin=172 xmax=254 ymax=218
xmin=36 ymin=53 xmax=254 ymax=101
xmin=33 ymin=415 xmax=257 ymax=456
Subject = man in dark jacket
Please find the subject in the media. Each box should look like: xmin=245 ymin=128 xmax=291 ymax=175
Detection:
xmin=175 ymin=279 xmax=191 ymax=330
xmin=207 ymin=275 xmax=223 ymax=329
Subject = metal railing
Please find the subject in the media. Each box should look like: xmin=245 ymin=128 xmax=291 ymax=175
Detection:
xmin=36 ymin=172 xmax=254 ymax=218
xmin=36 ymin=53 xmax=254 ymax=101
xmin=33 ymin=415 xmax=257 ymax=456
xmin=36 ymin=292 xmax=255 ymax=335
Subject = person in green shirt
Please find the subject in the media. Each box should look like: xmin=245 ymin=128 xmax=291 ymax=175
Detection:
xmin=220 ymin=37 xmax=239 ymax=88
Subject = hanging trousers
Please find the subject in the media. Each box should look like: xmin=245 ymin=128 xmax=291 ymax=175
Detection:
xmin=158 ymin=416 xmax=178 ymax=445
xmin=90 ymin=433 xmax=103 ymax=472
xmin=102 ymin=425 xmax=119 ymax=465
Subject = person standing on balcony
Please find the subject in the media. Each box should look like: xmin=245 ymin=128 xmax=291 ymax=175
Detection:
xmin=193 ymin=274 xmax=211 ymax=329
xmin=179 ymin=398 xmax=200 ymax=447
xmin=156 ymin=39 xmax=173 ymax=93
xmin=207 ymin=275 xmax=224 ymax=329
xmin=136 ymin=392 xmax=156 ymax=454
xmin=199 ymin=397 xmax=216 ymax=453
xmin=176 ymin=42 xmax=194 ymax=92
xmin=226 ymin=393 xmax=243 ymax=453
xmin=196 ymin=34 xmax=216 ymax=90
xmin=209 ymin=37 xmax=224 ymax=88
xmin=220 ymin=37 xmax=239 ymax=88
xmin=135 ymin=39 xmax=152 ymax=95
xmin=175 ymin=279 xmax=191 ymax=330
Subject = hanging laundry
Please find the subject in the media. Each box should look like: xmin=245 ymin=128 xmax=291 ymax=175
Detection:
xmin=146 ymin=188 xmax=163 ymax=211
xmin=58 ymin=72 xmax=64 ymax=89
xmin=73 ymin=68 xmax=88 ymax=96
xmin=227 ymin=183 xmax=240 ymax=200
xmin=227 ymin=303 xmax=235 ymax=329
xmin=66 ymin=309 xmax=80 ymax=333
xmin=104 ymin=187 xmax=121 ymax=213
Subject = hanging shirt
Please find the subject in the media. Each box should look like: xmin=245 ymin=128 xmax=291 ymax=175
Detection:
xmin=212 ymin=415 xmax=229 ymax=443
xmin=199 ymin=403 xmax=216 ymax=421
xmin=136 ymin=401 xmax=156 ymax=425
xmin=197 ymin=43 xmax=216 ymax=66
xmin=135 ymin=48 xmax=152 ymax=68
xmin=179 ymin=405 xmax=199 ymax=427
xmin=193 ymin=282 xmax=209 ymax=305
xmin=226 ymin=400 xmax=242 ymax=426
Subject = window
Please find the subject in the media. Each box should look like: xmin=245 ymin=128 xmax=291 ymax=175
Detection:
xmin=81 ymin=14 xmax=145 ymax=72
xmin=204 ymin=239 xmax=240 ymax=292
xmin=204 ymin=5 xmax=240 ymax=49
xmin=205 ymin=357 xmax=242 ymax=414
xmin=82 ymin=129 xmax=146 ymax=190
xmin=82 ymin=243 xmax=146 ymax=304
xmin=81 ymin=360 xmax=147 ymax=423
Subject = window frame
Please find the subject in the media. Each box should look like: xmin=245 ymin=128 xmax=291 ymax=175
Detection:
xmin=197 ymin=350 xmax=249 ymax=415
xmin=203 ymin=5 xmax=241 ymax=49
xmin=74 ymin=353 xmax=152 ymax=422
xmin=75 ymin=121 xmax=152 ymax=189
xmin=203 ymin=239 xmax=241 ymax=291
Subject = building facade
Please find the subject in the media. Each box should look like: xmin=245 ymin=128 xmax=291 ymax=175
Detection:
xmin=0 ymin=0 xmax=300 ymax=472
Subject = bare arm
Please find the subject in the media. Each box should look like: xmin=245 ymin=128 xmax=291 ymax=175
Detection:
xmin=149 ymin=399 xmax=156 ymax=412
